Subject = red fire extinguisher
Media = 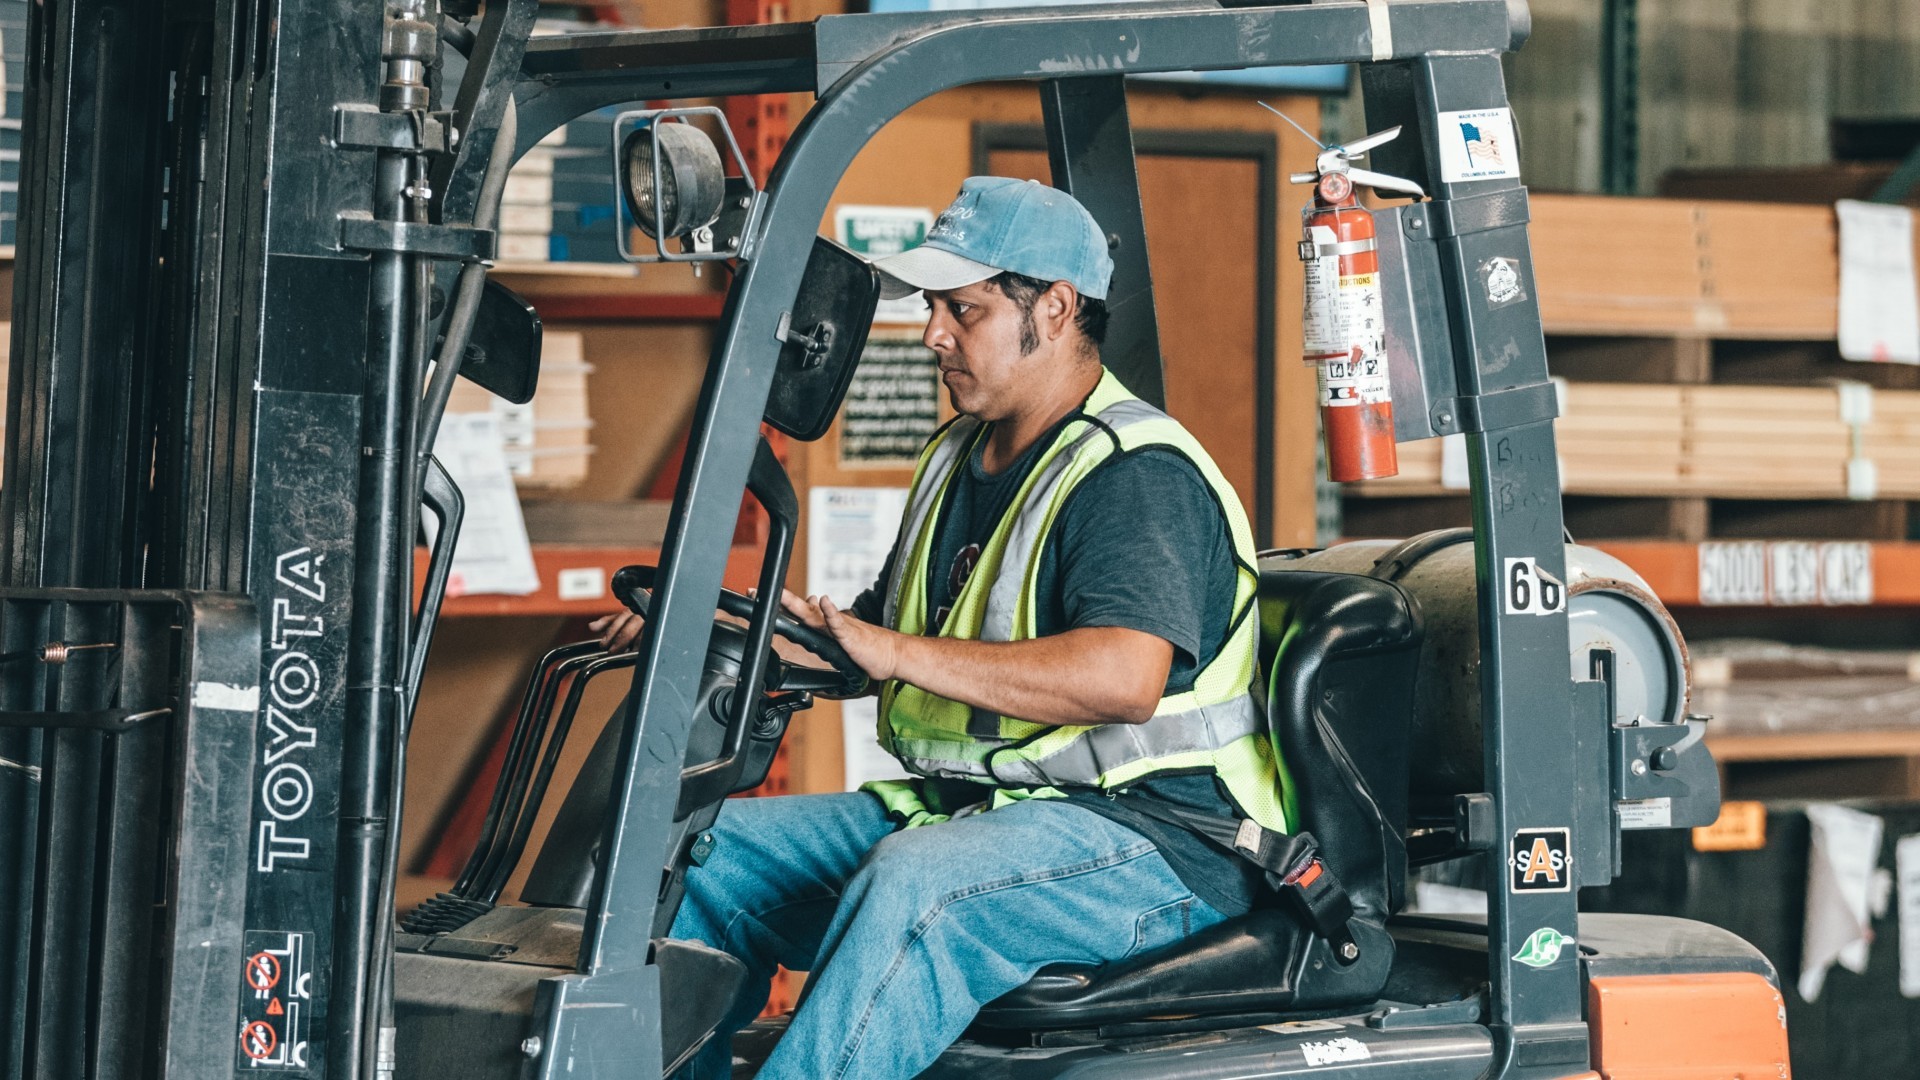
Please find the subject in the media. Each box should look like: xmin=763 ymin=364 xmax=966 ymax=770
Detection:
xmin=1288 ymin=125 xmax=1426 ymax=483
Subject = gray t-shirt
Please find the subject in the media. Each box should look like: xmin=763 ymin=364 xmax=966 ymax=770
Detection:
xmin=852 ymin=411 xmax=1265 ymax=916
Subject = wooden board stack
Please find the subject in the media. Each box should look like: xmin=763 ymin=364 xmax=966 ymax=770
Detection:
xmin=1529 ymin=194 xmax=1854 ymax=339
xmin=1352 ymin=382 xmax=1920 ymax=501
xmin=1559 ymin=383 xmax=1687 ymax=493
xmin=444 ymin=328 xmax=596 ymax=489
xmin=1691 ymin=383 xmax=1920 ymax=499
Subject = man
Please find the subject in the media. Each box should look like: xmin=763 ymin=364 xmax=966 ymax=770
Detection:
xmin=592 ymin=177 xmax=1291 ymax=1080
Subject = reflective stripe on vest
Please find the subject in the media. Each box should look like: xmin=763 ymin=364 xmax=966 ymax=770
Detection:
xmin=875 ymin=369 xmax=1292 ymax=834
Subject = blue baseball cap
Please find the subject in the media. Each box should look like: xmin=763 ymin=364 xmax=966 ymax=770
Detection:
xmin=872 ymin=177 xmax=1114 ymax=302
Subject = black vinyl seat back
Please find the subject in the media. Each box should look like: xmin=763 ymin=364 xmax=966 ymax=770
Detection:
xmin=1256 ymin=568 xmax=1421 ymax=923
xmin=977 ymin=567 xmax=1423 ymax=1032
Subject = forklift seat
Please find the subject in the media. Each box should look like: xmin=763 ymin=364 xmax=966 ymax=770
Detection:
xmin=974 ymin=568 xmax=1421 ymax=1032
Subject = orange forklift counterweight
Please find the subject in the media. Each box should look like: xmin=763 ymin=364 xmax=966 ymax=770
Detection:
xmin=1587 ymin=972 xmax=1792 ymax=1080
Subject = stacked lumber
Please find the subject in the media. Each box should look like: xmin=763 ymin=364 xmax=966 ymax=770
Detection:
xmin=445 ymin=329 xmax=596 ymax=489
xmin=1351 ymin=382 xmax=1920 ymax=501
xmin=1529 ymin=194 xmax=1868 ymax=339
xmin=1559 ymin=383 xmax=1686 ymax=493
xmin=1685 ymin=384 xmax=1920 ymax=498
xmin=1690 ymin=640 xmax=1920 ymax=737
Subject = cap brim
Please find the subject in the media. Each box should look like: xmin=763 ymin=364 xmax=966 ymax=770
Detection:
xmin=871 ymin=244 xmax=999 ymax=300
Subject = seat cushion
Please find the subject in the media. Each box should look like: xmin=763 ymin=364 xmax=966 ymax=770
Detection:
xmin=976 ymin=568 xmax=1421 ymax=1033
xmin=975 ymin=908 xmax=1395 ymax=1031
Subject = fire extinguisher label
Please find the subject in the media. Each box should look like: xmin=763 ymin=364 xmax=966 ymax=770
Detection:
xmin=1302 ymin=226 xmax=1344 ymax=358
xmin=1316 ymin=275 xmax=1390 ymax=407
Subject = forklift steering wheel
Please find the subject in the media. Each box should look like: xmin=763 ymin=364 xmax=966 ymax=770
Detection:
xmin=611 ymin=566 xmax=869 ymax=698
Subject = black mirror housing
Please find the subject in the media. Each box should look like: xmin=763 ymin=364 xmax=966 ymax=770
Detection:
xmin=762 ymin=237 xmax=882 ymax=441
xmin=461 ymin=279 xmax=544 ymax=405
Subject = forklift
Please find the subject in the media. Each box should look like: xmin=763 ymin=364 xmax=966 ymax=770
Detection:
xmin=0 ymin=0 xmax=1793 ymax=1078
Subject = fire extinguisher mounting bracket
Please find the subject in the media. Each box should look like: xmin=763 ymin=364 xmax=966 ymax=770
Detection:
xmin=1407 ymin=188 xmax=1532 ymax=241
xmin=1431 ymin=381 xmax=1562 ymax=437
xmin=1372 ymin=201 xmax=1560 ymax=443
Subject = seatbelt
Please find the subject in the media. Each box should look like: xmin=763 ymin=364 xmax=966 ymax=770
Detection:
xmin=1112 ymin=796 xmax=1361 ymax=964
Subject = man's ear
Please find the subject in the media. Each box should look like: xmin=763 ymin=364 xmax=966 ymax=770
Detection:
xmin=1040 ymin=281 xmax=1079 ymax=343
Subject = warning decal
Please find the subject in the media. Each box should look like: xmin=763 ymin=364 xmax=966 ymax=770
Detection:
xmin=237 ymin=930 xmax=313 ymax=1071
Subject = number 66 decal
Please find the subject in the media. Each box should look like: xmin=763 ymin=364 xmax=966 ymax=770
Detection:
xmin=1504 ymin=557 xmax=1565 ymax=616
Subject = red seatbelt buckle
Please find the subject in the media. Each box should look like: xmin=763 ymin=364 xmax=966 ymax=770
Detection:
xmin=1284 ymin=856 xmax=1325 ymax=889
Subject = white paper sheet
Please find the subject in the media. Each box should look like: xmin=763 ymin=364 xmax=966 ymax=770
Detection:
xmin=1837 ymin=199 xmax=1920 ymax=365
xmin=1897 ymin=834 xmax=1920 ymax=997
xmin=429 ymin=413 xmax=541 ymax=596
xmin=807 ymin=486 xmax=912 ymax=790
xmin=840 ymin=697 xmax=910 ymax=791
xmin=1799 ymin=803 xmax=1885 ymax=1002
xmin=1438 ymin=433 xmax=1469 ymax=490
xmin=806 ymin=487 xmax=909 ymax=607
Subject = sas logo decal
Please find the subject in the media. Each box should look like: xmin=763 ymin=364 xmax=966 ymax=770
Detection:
xmin=1509 ymin=827 xmax=1572 ymax=893
xmin=1513 ymin=927 xmax=1572 ymax=969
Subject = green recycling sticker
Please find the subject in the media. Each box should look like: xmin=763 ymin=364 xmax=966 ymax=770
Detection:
xmin=1512 ymin=927 xmax=1572 ymax=968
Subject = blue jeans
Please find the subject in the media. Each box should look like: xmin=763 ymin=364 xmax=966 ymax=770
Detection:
xmin=669 ymin=791 xmax=1229 ymax=1080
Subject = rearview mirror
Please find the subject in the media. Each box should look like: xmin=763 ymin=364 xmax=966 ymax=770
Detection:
xmin=762 ymin=237 xmax=882 ymax=441
xmin=460 ymin=279 xmax=543 ymax=405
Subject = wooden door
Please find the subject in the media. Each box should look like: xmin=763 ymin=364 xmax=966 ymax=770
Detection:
xmin=987 ymin=137 xmax=1275 ymax=541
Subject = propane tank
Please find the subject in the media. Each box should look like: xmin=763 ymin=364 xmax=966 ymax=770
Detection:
xmin=1288 ymin=126 xmax=1426 ymax=483
xmin=1265 ymin=532 xmax=1691 ymax=803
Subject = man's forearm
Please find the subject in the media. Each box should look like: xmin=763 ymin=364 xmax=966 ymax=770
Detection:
xmin=889 ymin=627 xmax=1169 ymax=727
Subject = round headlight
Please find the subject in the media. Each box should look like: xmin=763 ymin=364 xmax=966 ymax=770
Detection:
xmin=621 ymin=121 xmax=726 ymax=241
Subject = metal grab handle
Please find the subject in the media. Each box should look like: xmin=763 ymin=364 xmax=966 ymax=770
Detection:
xmin=467 ymin=642 xmax=611 ymax=897
xmin=451 ymin=640 xmax=602 ymax=896
xmin=406 ymin=456 xmax=465 ymax=715
xmin=480 ymin=650 xmax=638 ymax=903
xmin=680 ymin=437 xmax=795 ymax=797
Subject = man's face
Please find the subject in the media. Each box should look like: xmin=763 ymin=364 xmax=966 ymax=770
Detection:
xmin=921 ymin=280 xmax=1035 ymax=421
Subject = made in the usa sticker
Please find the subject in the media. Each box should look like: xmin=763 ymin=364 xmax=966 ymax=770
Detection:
xmin=1437 ymin=108 xmax=1521 ymax=183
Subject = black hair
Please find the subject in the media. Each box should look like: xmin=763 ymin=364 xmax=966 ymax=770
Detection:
xmin=987 ymin=270 xmax=1110 ymax=357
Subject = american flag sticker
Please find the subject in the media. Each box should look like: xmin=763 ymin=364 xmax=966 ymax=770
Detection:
xmin=1436 ymin=108 xmax=1521 ymax=184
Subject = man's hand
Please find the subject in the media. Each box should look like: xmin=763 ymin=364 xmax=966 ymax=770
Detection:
xmin=781 ymin=590 xmax=902 ymax=682
xmin=588 ymin=608 xmax=646 ymax=653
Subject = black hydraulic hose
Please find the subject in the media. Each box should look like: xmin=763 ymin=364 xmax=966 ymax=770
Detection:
xmin=365 ymin=108 xmax=440 ymax=1078
xmin=364 ymin=86 xmax=518 ymax=1080
xmin=334 ymin=97 xmax=415 ymax=1080
xmin=333 ymin=6 xmax=435 ymax=1078
xmin=439 ymin=15 xmax=476 ymax=55
xmin=414 ymin=97 xmax=515 ymax=471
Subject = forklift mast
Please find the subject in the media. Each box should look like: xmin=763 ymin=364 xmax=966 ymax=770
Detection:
xmin=0 ymin=1 xmax=1631 ymax=1078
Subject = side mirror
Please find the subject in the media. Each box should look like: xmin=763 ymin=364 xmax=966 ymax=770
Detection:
xmin=763 ymin=237 xmax=882 ymax=441
xmin=460 ymin=279 xmax=543 ymax=405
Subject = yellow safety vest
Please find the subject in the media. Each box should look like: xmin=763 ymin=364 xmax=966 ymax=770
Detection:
xmin=864 ymin=369 xmax=1295 ymax=835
